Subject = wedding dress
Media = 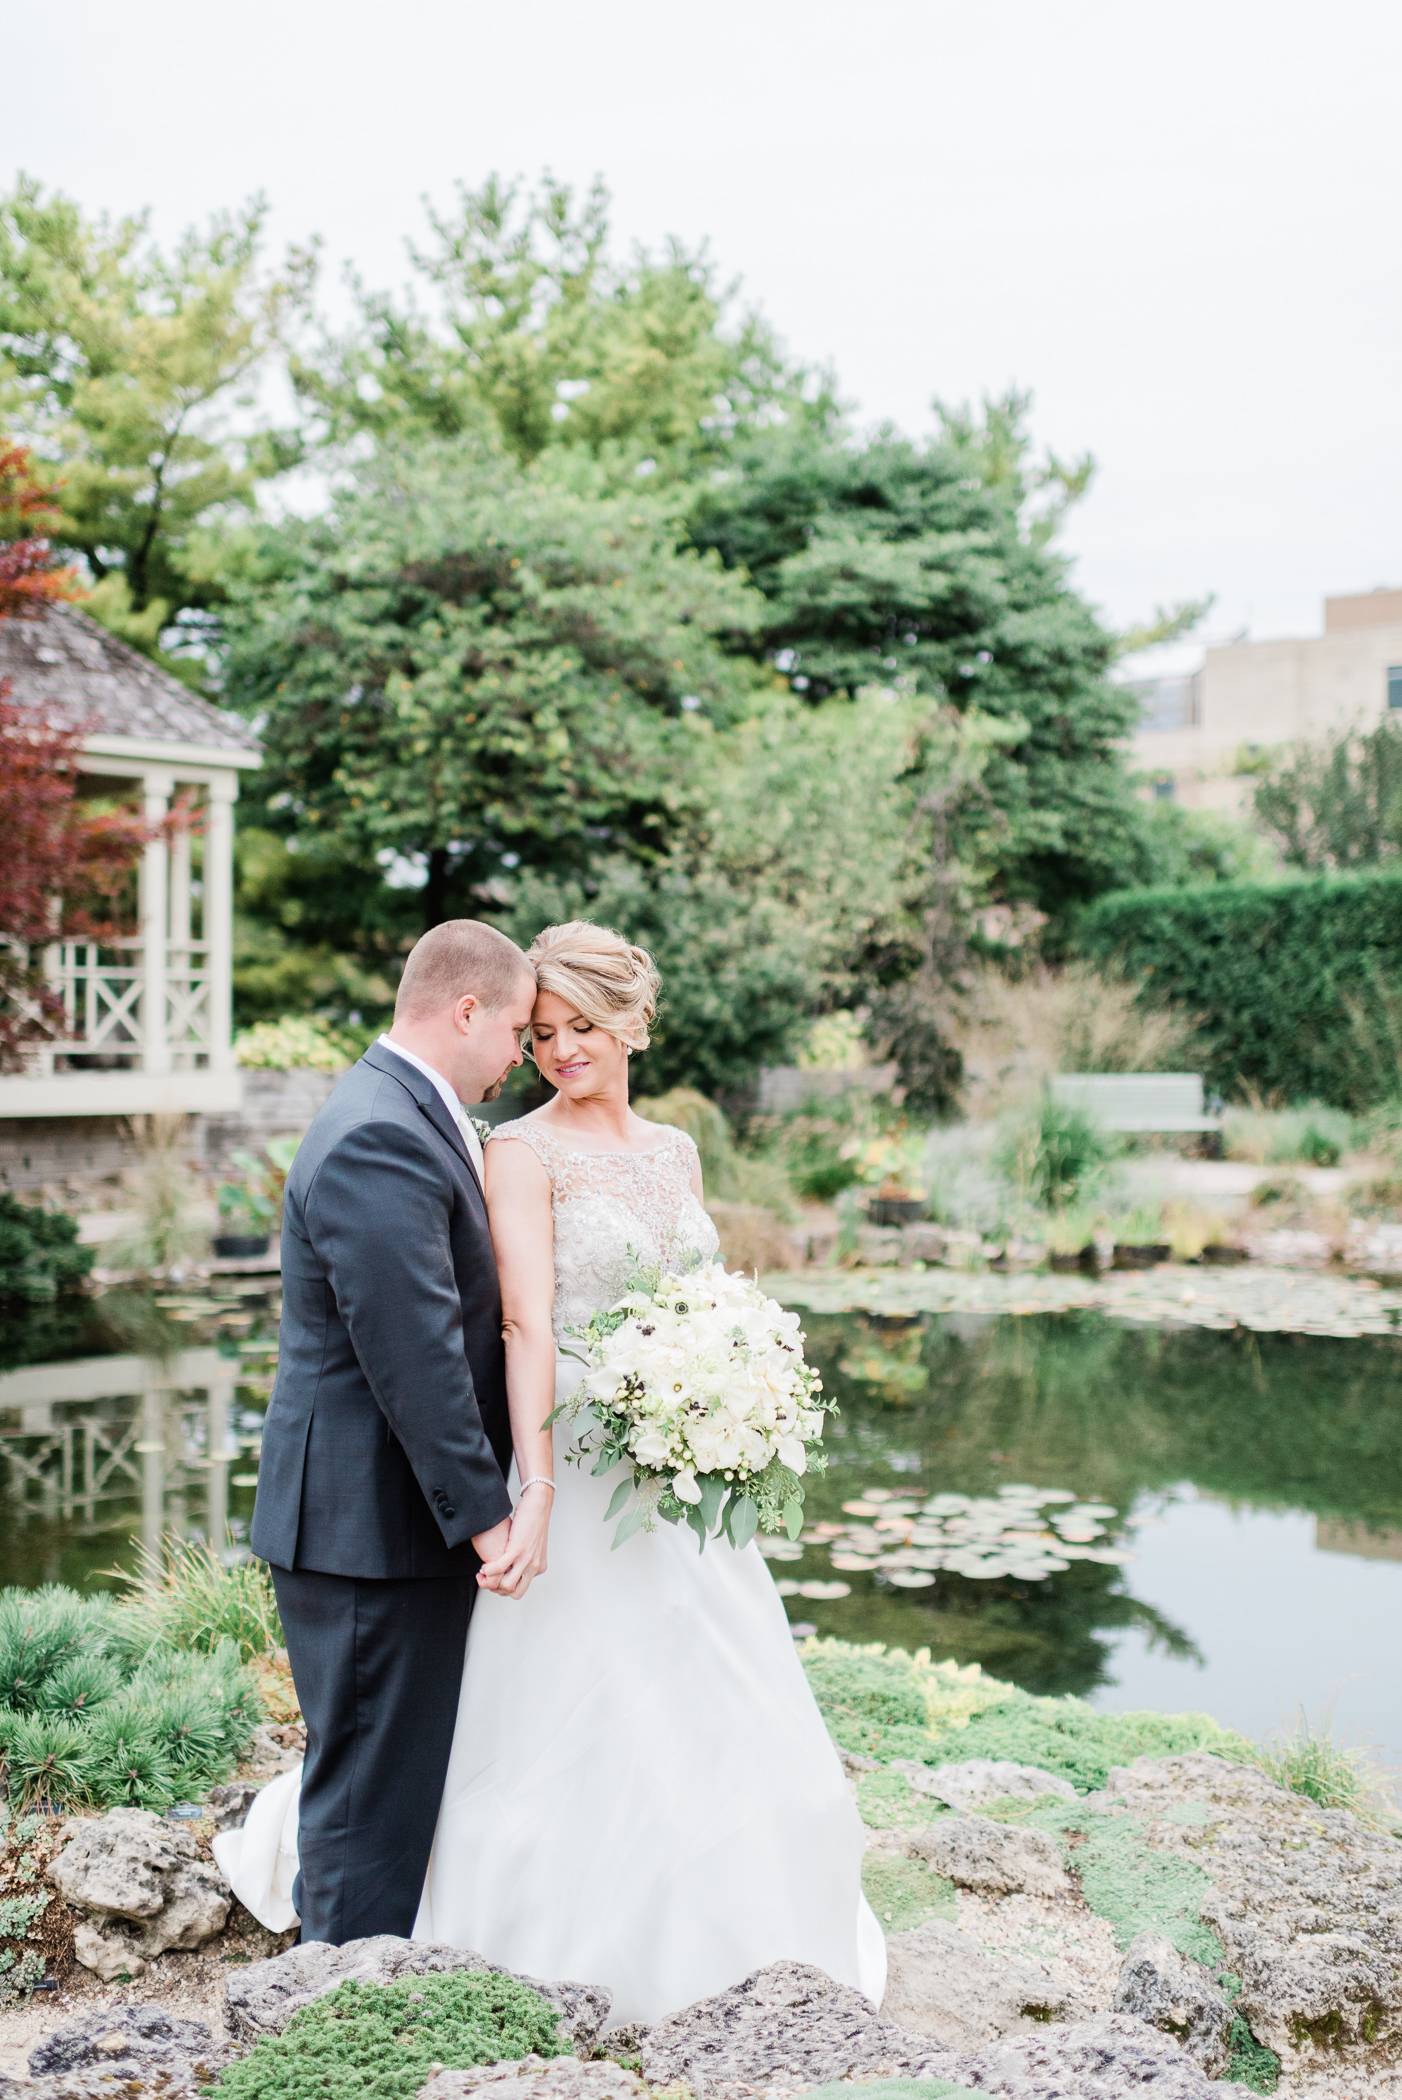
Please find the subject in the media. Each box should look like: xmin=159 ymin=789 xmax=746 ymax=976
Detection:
xmin=215 ymin=1118 xmax=886 ymax=2023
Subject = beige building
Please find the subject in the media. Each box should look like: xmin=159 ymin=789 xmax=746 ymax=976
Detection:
xmin=1128 ymin=586 xmax=1402 ymax=811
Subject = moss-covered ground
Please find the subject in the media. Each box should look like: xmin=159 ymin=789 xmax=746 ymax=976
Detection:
xmin=213 ymin=1971 xmax=568 ymax=2100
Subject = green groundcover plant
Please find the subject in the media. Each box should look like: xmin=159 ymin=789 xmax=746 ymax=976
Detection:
xmin=0 ymin=1194 xmax=93 ymax=1306
xmin=0 ymin=1584 xmax=263 ymax=1810
xmin=214 ymin=1971 xmax=569 ymax=2100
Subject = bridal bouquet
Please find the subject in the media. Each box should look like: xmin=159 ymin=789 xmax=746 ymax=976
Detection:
xmin=557 ymin=1260 xmax=834 ymax=1551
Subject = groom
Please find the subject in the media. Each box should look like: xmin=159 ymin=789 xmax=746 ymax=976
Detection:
xmin=250 ymin=919 xmax=538 ymax=1945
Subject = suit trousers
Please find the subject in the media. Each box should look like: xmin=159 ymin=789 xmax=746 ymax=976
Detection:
xmin=272 ymin=1564 xmax=476 ymax=1944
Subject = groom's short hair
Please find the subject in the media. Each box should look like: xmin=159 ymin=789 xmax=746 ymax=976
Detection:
xmin=394 ymin=920 xmax=533 ymax=1020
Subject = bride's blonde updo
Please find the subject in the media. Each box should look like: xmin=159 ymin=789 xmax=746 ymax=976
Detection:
xmin=525 ymin=920 xmax=661 ymax=1053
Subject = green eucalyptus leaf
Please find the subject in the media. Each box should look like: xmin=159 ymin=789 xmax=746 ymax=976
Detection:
xmin=698 ymin=1474 xmax=727 ymax=1531
xmin=730 ymin=1497 xmax=759 ymax=1551
xmin=611 ymin=1504 xmax=648 ymax=1551
xmin=784 ymin=1499 xmax=804 ymax=1540
xmin=603 ymin=1478 xmax=634 ymax=1522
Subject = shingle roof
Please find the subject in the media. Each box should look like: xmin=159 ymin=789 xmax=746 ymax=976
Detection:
xmin=0 ymin=602 xmax=260 ymax=759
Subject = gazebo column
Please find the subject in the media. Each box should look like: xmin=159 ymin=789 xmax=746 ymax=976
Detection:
xmin=205 ymin=774 xmax=238 ymax=1074
xmin=139 ymin=770 xmax=174 ymax=1077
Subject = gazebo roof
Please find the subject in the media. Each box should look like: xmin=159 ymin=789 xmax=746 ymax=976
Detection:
xmin=0 ymin=601 xmax=260 ymax=763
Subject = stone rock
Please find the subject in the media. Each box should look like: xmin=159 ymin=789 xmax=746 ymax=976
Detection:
xmin=1094 ymin=1752 xmax=1402 ymax=2066
xmin=1113 ymin=1931 xmax=1233 ymax=2076
xmin=223 ymin=1934 xmax=611 ymax=2053
xmin=957 ymin=2011 xmax=1254 ymax=2097
xmin=206 ymin=1778 xmax=262 ymax=1833
xmin=246 ymin=1720 xmax=303 ymax=1773
xmin=907 ymin=1816 xmax=1071 ymax=1899
xmin=48 ymin=1808 xmax=231 ymax=1981
xmin=882 ymin=1919 xmax=1080 ymax=2050
xmin=894 ymin=1760 xmax=1078 ymax=1813
xmin=418 ymin=2056 xmax=647 ymax=2100
xmin=639 ymin=1959 xmax=960 ymax=2096
xmin=2 ymin=2003 xmax=233 ymax=2099
xmin=594 ymin=2022 xmax=648 ymax=2058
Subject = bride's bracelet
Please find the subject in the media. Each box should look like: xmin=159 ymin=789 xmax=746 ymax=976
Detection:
xmin=517 ymin=1476 xmax=555 ymax=1501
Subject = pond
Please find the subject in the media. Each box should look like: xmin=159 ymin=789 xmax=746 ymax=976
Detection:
xmin=3 ymin=1288 xmax=1400 ymax=1769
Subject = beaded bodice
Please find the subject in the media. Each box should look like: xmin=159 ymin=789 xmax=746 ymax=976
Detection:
xmin=488 ymin=1119 xmax=721 ymax=1342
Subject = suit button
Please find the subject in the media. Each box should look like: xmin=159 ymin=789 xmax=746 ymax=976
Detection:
xmin=443 ymin=1506 xmax=456 ymax=1520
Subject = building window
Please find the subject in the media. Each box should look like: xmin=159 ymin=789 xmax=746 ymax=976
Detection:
xmin=1153 ymin=778 xmax=1175 ymax=801
xmin=1389 ymin=666 xmax=1402 ymax=711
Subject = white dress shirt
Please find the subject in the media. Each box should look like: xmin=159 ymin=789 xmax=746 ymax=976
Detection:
xmin=377 ymin=1034 xmax=485 ymax=1180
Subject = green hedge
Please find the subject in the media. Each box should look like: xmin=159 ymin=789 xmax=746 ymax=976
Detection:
xmin=1077 ymin=872 xmax=1402 ymax=1107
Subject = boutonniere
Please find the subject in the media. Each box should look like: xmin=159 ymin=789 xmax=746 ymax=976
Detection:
xmin=470 ymin=1116 xmax=493 ymax=1146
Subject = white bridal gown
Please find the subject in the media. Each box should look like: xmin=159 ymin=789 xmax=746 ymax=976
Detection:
xmin=216 ymin=1119 xmax=886 ymax=2023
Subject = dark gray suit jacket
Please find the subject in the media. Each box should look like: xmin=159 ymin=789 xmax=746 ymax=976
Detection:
xmin=250 ymin=1042 xmax=514 ymax=1578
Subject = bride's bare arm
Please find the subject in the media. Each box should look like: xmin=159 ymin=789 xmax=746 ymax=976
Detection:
xmin=478 ymin=1135 xmax=556 ymax=1600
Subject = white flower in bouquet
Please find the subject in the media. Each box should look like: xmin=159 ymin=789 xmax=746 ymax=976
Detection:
xmin=556 ymin=1258 xmax=834 ymax=1550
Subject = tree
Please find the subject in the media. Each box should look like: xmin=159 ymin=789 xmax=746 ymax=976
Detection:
xmin=1254 ymin=717 xmax=1402 ymax=871
xmin=0 ymin=177 xmax=309 ymax=657
xmin=221 ymin=441 xmax=764 ymax=933
xmin=291 ymin=173 xmax=810 ymax=477
xmin=0 ymin=448 xmax=151 ymax=1066
xmin=687 ymin=396 xmax=1144 ymax=922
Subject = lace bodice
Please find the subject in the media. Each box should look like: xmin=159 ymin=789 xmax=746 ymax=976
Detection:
xmin=488 ymin=1119 xmax=721 ymax=1342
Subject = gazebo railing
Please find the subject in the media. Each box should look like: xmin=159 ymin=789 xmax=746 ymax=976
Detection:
xmin=24 ymin=938 xmax=213 ymax=1073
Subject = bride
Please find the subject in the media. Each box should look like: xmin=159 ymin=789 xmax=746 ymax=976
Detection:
xmin=219 ymin=920 xmax=885 ymax=2023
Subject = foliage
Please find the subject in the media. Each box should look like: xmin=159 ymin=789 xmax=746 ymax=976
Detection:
xmin=949 ymin=960 xmax=1202 ymax=1123
xmin=213 ymin=1969 xmax=567 ymax=2100
xmin=800 ymin=1638 xmax=1242 ymax=1793
xmin=0 ymin=1584 xmax=263 ymax=1809
xmin=1077 ymin=873 xmax=1402 ymax=1109
xmin=1222 ymin=1104 xmax=1353 ymax=1167
xmin=0 ymin=177 xmax=308 ymax=645
xmin=687 ymin=401 xmax=1142 ymax=924
xmin=0 ymin=1194 xmax=93 ymax=1304
xmin=994 ymin=1098 xmax=1118 ymax=1212
xmin=1131 ymin=799 xmax=1279 ymax=889
xmin=633 ymin=1088 xmax=791 ymax=1210
xmin=289 ymin=172 xmax=805 ymax=477
xmin=860 ymin=1850 xmax=958 ymax=1933
xmin=111 ymin=1539 xmax=283 ymax=1664
xmin=0 ymin=448 xmax=154 ymax=1065
xmin=222 ymin=441 xmax=761 ymax=928
xmin=1225 ymin=2016 xmax=1280 ymax=2093
xmin=1252 ymin=1704 xmax=1395 ymax=1830
xmin=234 ymin=1015 xmax=358 ymax=1070
xmin=111 ymin=1115 xmax=207 ymax=1276
xmin=216 ymin=1149 xmax=278 ymax=1234
xmin=495 ymin=684 xmax=945 ymax=1095
xmin=0 ymin=1801 xmax=71 ymax=2002
xmin=1254 ymin=715 xmax=1402 ymax=871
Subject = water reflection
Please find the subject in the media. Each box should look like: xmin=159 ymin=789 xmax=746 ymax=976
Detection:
xmin=0 ymin=1290 xmax=276 ymax=1588
xmin=5 ymin=1292 xmax=1402 ymax=1758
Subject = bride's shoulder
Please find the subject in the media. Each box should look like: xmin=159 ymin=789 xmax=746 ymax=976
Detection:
xmin=487 ymin=1115 xmax=555 ymax=1152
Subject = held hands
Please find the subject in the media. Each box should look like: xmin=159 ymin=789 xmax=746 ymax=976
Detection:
xmin=474 ymin=1481 xmax=552 ymax=1600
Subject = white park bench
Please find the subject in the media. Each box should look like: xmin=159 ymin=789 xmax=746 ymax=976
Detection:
xmin=1048 ymin=1072 xmax=1222 ymax=1135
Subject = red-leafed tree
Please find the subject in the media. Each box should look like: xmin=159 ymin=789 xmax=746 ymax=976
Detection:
xmin=0 ymin=447 xmax=153 ymax=1067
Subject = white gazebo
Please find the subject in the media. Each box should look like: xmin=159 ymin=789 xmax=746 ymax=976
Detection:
xmin=0 ymin=602 xmax=261 ymax=1117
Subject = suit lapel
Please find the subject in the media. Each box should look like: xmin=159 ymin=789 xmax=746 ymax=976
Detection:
xmin=361 ymin=1043 xmax=486 ymax=1203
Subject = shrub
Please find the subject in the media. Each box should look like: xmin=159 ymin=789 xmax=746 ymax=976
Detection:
xmin=0 ymin=1194 xmax=93 ymax=1306
xmin=113 ymin=1538 xmax=283 ymax=1662
xmin=213 ymin=1970 xmax=568 ymax=2100
xmin=994 ymin=1099 xmax=1118 ymax=1212
xmin=0 ymin=1585 xmax=264 ymax=1811
xmin=1077 ymin=872 xmax=1402 ymax=1109
xmin=234 ymin=1016 xmax=359 ymax=1071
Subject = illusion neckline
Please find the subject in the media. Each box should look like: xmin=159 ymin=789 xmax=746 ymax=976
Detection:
xmin=496 ymin=1118 xmax=684 ymax=1163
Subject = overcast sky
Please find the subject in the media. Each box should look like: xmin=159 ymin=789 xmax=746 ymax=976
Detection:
xmin=8 ymin=0 xmax=1400 ymax=666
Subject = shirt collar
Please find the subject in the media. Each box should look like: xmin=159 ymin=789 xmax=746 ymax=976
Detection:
xmin=377 ymin=1034 xmax=467 ymax=1130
